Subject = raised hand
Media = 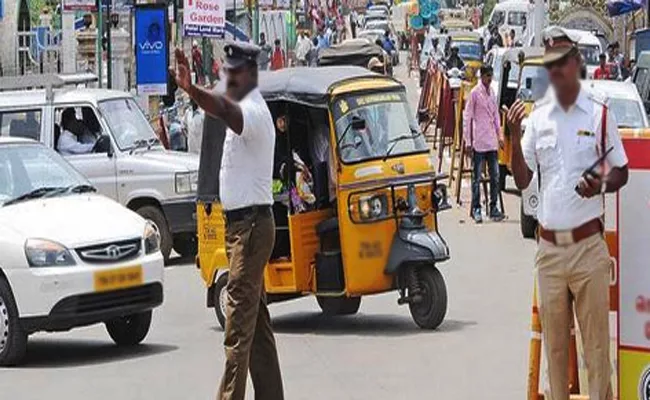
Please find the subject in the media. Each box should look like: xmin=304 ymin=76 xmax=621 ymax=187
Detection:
xmin=169 ymin=48 xmax=192 ymax=93
xmin=502 ymin=100 xmax=527 ymax=137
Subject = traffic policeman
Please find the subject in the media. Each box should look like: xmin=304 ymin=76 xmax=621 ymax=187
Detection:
xmin=171 ymin=42 xmax=284 ymax=400
xmin=506 ymin=27 xmax=628 ymax=400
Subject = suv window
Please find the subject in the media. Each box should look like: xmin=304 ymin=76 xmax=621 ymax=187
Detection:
xmin=507 ymin=11 xmax=527 ymax=27
xmin=634 ymin=67 xmax=650 ymax=102
xmin=0 ymin=110 xmax=42 ymax=141
xmin=490 ymin=10 xmax=505 ymax=27
xmin=54 ymin=106 xmax=102 ymax=155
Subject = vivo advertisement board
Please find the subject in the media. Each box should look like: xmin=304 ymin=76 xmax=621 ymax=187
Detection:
xmin=135 ymin=5 xmax=169 ymax=96
xmin=183 ymin=0 xmax=226 ymax=38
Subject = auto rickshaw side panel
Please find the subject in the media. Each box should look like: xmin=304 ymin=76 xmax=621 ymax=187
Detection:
xmin=197 ymin=201 xmax=228 ymax=287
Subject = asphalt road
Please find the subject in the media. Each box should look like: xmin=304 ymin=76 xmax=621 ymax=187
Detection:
xmin=0 ymin=62 xmax=538 ymax=400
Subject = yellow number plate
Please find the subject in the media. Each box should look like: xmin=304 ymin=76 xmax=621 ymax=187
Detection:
xmin=94 ymin=266 xmax=143 ymax=292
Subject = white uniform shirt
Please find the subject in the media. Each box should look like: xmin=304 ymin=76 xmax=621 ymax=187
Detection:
xmin=184 ymin=108 xmax=205 ymax=155
xmin=220 ymin=88 xmax=275 ymax=211
xmin=58 ymin=130 xmax=95 ymax=156
xmin=521 ymin=87 xmax=628 ymax=230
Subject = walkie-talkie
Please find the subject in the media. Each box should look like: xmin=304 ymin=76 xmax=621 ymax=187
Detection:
xmin=574 ymin=146 xmax=614 ymax=194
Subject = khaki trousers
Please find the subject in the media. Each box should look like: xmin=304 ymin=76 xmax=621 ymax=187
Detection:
xmin=218 ymin=208 xmax=284 ymax=400
xmin=536 ymin=233 xmax=612 ymax=400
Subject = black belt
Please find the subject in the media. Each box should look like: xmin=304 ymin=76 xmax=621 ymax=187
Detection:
xmin=224 ymin=205 xmax=271 ymax=223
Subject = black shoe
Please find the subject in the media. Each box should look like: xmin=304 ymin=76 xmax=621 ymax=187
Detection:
xmin=490 ymin=210 xmax=505 ymax=222
xmin=472 ymin=209 xmax=483 ymax=224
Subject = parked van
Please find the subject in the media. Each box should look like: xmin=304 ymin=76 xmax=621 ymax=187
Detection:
xmin=482 ymin=0 xmax=533 ymax=43
xmin=0 ymin=74 xmax=199 ymax=262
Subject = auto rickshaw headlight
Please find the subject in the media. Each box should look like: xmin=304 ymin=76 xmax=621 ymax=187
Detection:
xmin=358 ymin=194 xmax=388 ymax=220
xmin=175 ymin=171 xmax=198 ymax=194
xmin=144 ymin=221 xmax=161 ymax=254
xmin=24 ymin=239 xmax=76 ymax=267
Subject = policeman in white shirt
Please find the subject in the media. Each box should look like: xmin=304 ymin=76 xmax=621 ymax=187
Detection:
xmin=170 ymin=42 xmax=283 ymax=400
xmin=506 ymin=26 xmax=628 ymax=400
xmin=58 ymin=108 xmax=95 ymax=156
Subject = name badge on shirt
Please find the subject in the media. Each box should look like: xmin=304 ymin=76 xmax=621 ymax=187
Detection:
xmin=577 ymin=130 xmax=595 ymax=137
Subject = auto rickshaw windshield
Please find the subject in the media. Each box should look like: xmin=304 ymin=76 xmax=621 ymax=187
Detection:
xmin=517 ymin=65 xmax=549 ymax=102
xmin=455 ymin=41 xmax=482 ymax=61
xmin=333 ymin=90 xmax=427 ymax=163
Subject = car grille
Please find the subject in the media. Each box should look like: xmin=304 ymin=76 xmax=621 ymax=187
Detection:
xmin=50 ymin=283 xmax=163 ymax=317
xmin=76 ymin=238 xmax=141 ymax=263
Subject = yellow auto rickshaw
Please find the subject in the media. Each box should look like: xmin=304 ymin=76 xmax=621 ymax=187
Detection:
xmin=448 ymin=31 xmax=483 ymax=86
xmin=197 ymin=66 xmax=452 ymax=330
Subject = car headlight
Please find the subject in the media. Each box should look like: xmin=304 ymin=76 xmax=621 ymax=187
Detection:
xmin=144 ymin=221 xmax=161 ymax=254
xmin=175 ymin=171 xmax=198 ymax=194
xmin=24 ymin=239 xmax=75 ymax=267
xmin=358 ymin=194 xmax=388 ymax=221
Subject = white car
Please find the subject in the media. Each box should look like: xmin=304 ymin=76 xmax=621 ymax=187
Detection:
xmin=0 ymin=138 xmax=164 ymax=366
xmin=520 ymin=80 xmax=648 ymax=237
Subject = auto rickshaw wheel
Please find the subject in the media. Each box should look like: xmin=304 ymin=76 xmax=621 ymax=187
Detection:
xmin=213 ymin=272 xmax=229 ymax=330
xmin=316 ymin=296 xmax=361 ymax=316
xmin=408 ymin=267 xmax=447 ymax=330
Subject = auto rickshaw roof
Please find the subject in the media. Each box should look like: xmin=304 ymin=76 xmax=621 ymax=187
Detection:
xmin=317 ymin=39 xmax=386 ymax=68
xmin=259 ymin=66 xmax=401 ymax=106
xmin=501 ymin=47 xmax=544 ymax=65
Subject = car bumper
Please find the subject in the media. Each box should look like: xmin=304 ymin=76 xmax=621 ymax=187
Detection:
xmin=161 ymin=196 xmax=197 ymax=234
xmin=6 ymin=252 xmax=164 ymax=319
xmin=20 ymin=282 xmax=163 ymax=333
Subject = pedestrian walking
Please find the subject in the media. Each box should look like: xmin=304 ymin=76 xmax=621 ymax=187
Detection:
xmin=594 ymin=53 xmax=613 ymax=80
xmin=183 ymin=100 xmax=204 ymax=154
xmin=258 ymin=33 xmax=272 ymax=71
xmin=307 ymin=37 xmax=320 ymax=67
xmin=271 ymin=39 xmax=286 ymax=70
xmin=506 ymin=26 xmax=628 ymax=400
xmin=463 ymin=65 xmax=504 ymax=223
xmin=170 ymin=42 xmax=284 ymax=400
xmin=295 ymin=32 xmax=312 ymax=66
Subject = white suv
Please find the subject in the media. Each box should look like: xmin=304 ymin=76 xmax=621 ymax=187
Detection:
xmin=0 ymin=138 xmax=164 ymax=366
xmin=0 ymin=74 xmax=199 ymax=262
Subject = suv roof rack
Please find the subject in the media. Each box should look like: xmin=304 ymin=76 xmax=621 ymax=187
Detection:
xmin=0 ymin=73 xmax=99 ymax=101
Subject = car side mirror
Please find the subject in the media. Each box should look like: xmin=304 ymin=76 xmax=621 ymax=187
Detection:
xmin=93 ymin=134 xmax=112 ymax=155
xmin=351 ymin=116 xmax=366 ymax=131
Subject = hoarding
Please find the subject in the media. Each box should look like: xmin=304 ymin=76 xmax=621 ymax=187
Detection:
xmin=183 ymin=0 xmax=225 ymax=38
xmin=135 ymin=5 xmax=169 ymax=95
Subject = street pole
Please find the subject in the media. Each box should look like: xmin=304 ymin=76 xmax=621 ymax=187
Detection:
xmin=254 ymin=0 xmax=259 ymax=43
xmin=106 ymin=0 xmax=112 ymax=89
xmin=533 ymin=0 xmax=543 ymax=47
xmin=96 ymin=0 xmax=103 ymax=88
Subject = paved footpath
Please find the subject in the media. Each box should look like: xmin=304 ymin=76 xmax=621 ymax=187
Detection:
xmin=0 ymin=62 xmax=538 ymax=399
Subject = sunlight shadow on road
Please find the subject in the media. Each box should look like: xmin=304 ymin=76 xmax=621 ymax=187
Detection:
xmin=17 ymin=340 xmax=178 ymax=369
xmin=265 ymin=313 xmax=476 ymax=337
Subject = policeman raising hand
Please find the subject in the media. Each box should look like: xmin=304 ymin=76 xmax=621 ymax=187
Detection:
xmin=171 ymin=43 xmax=284 ymax=400
xmin=506 ymin=27 xmax=628 ymax=400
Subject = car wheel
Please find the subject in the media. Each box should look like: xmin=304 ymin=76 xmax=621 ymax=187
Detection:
xmin=316 ymin=296 xmax=361 ymax=316
xmin=0 ymin=278 xmax=28 ymax=366
xmin=173 ymin=234 xmax=198 ymax=258
xmin=105 ymin=311 xmax=152 ymax=346
xmin=136 ymin=205 xmax=172 ymax=263
xmin=520 ymin=202 xmax=538 ymax=239
xmin=408 ymin=266 xmax=447 ymax=330
xmin=213 ymin=272 xmax=229 ymax=330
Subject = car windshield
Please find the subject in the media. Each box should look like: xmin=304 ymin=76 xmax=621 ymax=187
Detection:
xmin=579 ymin=44 xmax=601 ymax=66
xmin=455 ymin=41 xmax=482 ymax=61
xmin=333 ymin=91 xmax=427 ymax=163
xmin=366 ymin=22 xmax=389 ymax=32
xmin=358 ymin=31 xmax=383 ymax=42
xmin=98 ymin=98 xmax=160 ymax=151
xmin=0 ymin=144 xmax=88 ymax=206
xmin=608 ymin=98 xmax=647 ymax=129
xmin=517 ymin=65 xmax=549 ymax=102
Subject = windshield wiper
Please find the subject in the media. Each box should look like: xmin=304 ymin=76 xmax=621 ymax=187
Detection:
xmin=383 ymin=131 xmax=422 ymax=161
xmin=147 ymin=137 xmax=161 ymax=149
xmin=65 ymin=184 xmax=97 ymax=194
xmin=3 ymin=187 xmax=64 ymax=206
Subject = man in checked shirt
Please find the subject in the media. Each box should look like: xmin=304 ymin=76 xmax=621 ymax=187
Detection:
xmin=463 ymin=65 xmax=506 ymax=223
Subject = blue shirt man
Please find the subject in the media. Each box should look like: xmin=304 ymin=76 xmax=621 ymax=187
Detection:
xmin=381 ymin=31 xmax=395 ymax=53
